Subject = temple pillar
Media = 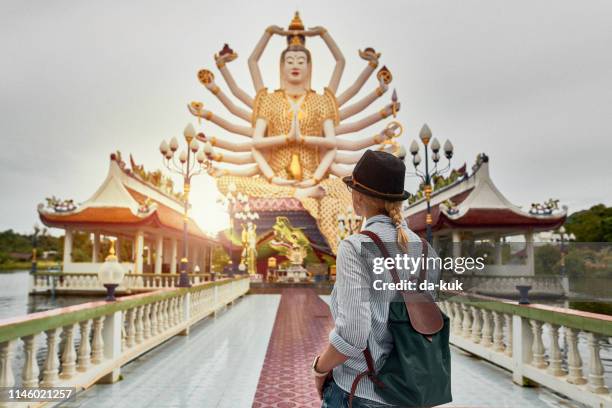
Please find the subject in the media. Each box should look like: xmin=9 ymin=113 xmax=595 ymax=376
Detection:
xmin=494 ymin=235 xmax=503 ymax=265
xmin=452 ymin=230 xmax=461 ymax=258
xmin=524 ymin=229 xmax=535 ymax=275
xmin=170 ymin=238 xmax=178 ymax=274
xmin=134 ymin=230 xmax=144 ymax=274
xmin=154 ymin=235 xmax=163 ymax=275
xmin=63 ymin=229 xmax=73 ymax=270
xmin=115 ymin=236 xmax=121 ymax=262
xmin=191 ymin=244 xmax=198 ymax=273
xmin=432 ymin=235 xmax=440 ymax=253
xmin=145 ymin=241 xmax=152 ymax=266
xmin=208 ymin=245 xmax=214 ymax=274
xmin=92 ymin=232 xmax=101 ymax=263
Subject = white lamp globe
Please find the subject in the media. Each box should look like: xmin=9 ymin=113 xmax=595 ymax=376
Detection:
xmin=98 ymin=241 xmax=125 ymax=300
xmin=169 ymin=137 xmax=179 ymax=152
xmin=184 ymin=123 xmax=196 ymax=139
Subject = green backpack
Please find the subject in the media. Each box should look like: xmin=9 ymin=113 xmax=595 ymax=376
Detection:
xmin=349 ymin=231 xmax=452 ymax=408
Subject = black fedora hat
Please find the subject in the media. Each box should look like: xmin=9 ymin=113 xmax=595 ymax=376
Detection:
xmin=342 ymin=150 xmax=410 ymax=202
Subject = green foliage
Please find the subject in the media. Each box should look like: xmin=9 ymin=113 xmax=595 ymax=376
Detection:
xmin=565 ymin=204 xmax=612 ymax=242
xmin=0 ymin=229 xmax=100 ymax=265
xmin=211 ymin=246 xmax=230 ymax=273
xmin=534 ymin=244 xmax=561 ymax=275
xmin=0 ymin=229 xmax=62 ymax=264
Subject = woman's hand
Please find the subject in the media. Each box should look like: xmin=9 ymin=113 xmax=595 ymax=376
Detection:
xmin=315 ymin=372 xmax=332 ymax=399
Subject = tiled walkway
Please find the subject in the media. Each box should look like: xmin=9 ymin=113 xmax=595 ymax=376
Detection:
xmin=61 ymin=291 xmax=583 ymax=408
xmin=59 ymin=295 xmax=281 ymax=408
xmin=253 ymin=289 xmax=334 ymax=408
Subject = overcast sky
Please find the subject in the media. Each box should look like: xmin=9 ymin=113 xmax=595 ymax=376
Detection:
xmin=1 ymin=0 xmax=611 ymax=235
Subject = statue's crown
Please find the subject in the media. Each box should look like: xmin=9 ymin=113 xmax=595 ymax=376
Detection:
xmin=287 ymin=11 xmax=306 ymax=47
xmin=288 ymin=11 xmax=304 ymax=31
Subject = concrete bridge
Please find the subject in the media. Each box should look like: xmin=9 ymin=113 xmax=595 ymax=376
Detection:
xmin=1 ymin=278 xmax=610 ymax=407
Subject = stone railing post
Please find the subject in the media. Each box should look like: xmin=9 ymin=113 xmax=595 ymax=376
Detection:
xmin=586 ymin=333 xmax=609 ymax=394
xmin=98 ymin=311 xmax=122 ymax=384
xmin=547 ymin=324 xmax=565 ymax=376
xmin=529 ymin=320 xmax=547 ymax=369
xmin=214 ymin=285 xmax=220 ymax=316
xmin=566 ymin=327 xmax=587 ymax=385
xmin=179 ymin=293 xmax=191 ymax=336
xmin=21 ymin=335 xmax=39 ymax=387
xmin=512 ymin=315 xmax=533 ymax=385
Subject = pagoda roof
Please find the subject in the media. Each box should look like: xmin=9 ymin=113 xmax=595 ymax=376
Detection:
xmin=406 ymin=154 xmax=566 ymax=235
xmin=38 ymin=153 xmax=215 ymax=243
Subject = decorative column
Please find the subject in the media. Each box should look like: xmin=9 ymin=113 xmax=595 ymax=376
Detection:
xmin=566 ymin=327 xmax=587 ymax=385
xmin=524 ymin=229 xmax=535 ymax=275
xmin=99 ymin=311 xmax=122 ymax=383
xmin=146 ymin=241 xmax=152 ymax=266
xmin=452 ymin=230 xmax=461 ymax=259
xmin=547 ymin=324 xmax=565 ymax=376
xmin=191 ymin=244 xmax=199 ymax=273
xmin=529 ymin=320 xmax=547 ymax=368
xmin=587 ymin=333 xmax=609 ymax=394
xmin=92 ymin=232 xmax=101 ymax=263
xmin=63 ymin=229 xmax=73 ymax=271
xmin=134 ymin=230 xmax=144 ymax=274
xmin=154 ymin=235 xmax=163 ymax=275
xmin=170 ymin=238 xmax=178 ymax=274
xmin=432 ymin=235 xmax=440 ymax=253
xmin=208 ymin=245 xmax=214 ymax=274
xmin=0 ymin=340 xmax=17 ymax=388
xmin=494 ymin=235 xmax=503 ymax=265
xmin=115 ymin=236 xmax=121 ymax=262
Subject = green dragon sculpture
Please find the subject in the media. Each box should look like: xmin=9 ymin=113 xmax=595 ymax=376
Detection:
xmin=269 ymin=216 xmax=312 ymax=266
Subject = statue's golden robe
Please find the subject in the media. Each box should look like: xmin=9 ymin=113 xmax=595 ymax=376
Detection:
xmin=217 ymin=88 xmax=351 ymax=253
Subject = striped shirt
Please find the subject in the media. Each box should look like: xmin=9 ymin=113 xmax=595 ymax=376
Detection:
xmin=329 ymin=214 xmax=440 ymax=404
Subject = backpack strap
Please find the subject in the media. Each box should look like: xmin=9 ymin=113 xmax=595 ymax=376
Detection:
xmin=348 ymin=346 xmax=385 ymax=408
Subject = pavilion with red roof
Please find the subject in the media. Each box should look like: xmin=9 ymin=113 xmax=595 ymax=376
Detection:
xmin=406 ymin=153 xmax=566 ymax=277
xmin=38 ymin=152 xmax=218 ymax=275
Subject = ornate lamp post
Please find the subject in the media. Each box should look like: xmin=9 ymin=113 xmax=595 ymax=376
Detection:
xmin=98 ymin=240 xmax=126 ymax=301
xmin=554 ymin=226 xmax=575 ymax=277
xmin=408 ymin=124 xmax=454 ymax=244
xmin=234 ymin=199 xmax=259 ymax=275
xmin=30 ymin=224 xmax=42 ymax=275
xmin=159 ymin=123 xmax=211 ymax=287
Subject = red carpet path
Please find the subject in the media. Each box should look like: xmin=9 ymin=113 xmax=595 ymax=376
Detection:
xmin=252 ymin=288 xmax=334 ymax=408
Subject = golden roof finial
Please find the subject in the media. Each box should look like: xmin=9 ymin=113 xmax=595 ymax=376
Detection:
xmin=105 ymin=239 xmax=118 ymax=262
xmin=288 ymin=11 xmax=304 ymax=31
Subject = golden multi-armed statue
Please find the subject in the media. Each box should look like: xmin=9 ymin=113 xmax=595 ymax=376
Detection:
xmin=189 ymin=12 xmax=403 ymax=252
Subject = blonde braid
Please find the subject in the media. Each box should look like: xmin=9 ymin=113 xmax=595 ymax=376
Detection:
xmin=385 ymin=201 xmax=409 ymax=252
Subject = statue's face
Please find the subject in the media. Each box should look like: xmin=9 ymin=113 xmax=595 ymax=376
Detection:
xmin=282 ymin=51 xmax=309 ymax=85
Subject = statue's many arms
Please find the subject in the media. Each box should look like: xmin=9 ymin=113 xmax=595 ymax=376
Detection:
xmin=188 ymin=12 xmax=402 ymax=252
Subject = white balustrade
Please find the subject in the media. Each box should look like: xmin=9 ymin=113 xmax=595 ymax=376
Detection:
xmin=444 ymin=294 xmax=611 ymax=408
xmin=60 ymin=324 xmax=77 ymax=379
xmin=0 ymin=276 xmax=248 ymax=402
